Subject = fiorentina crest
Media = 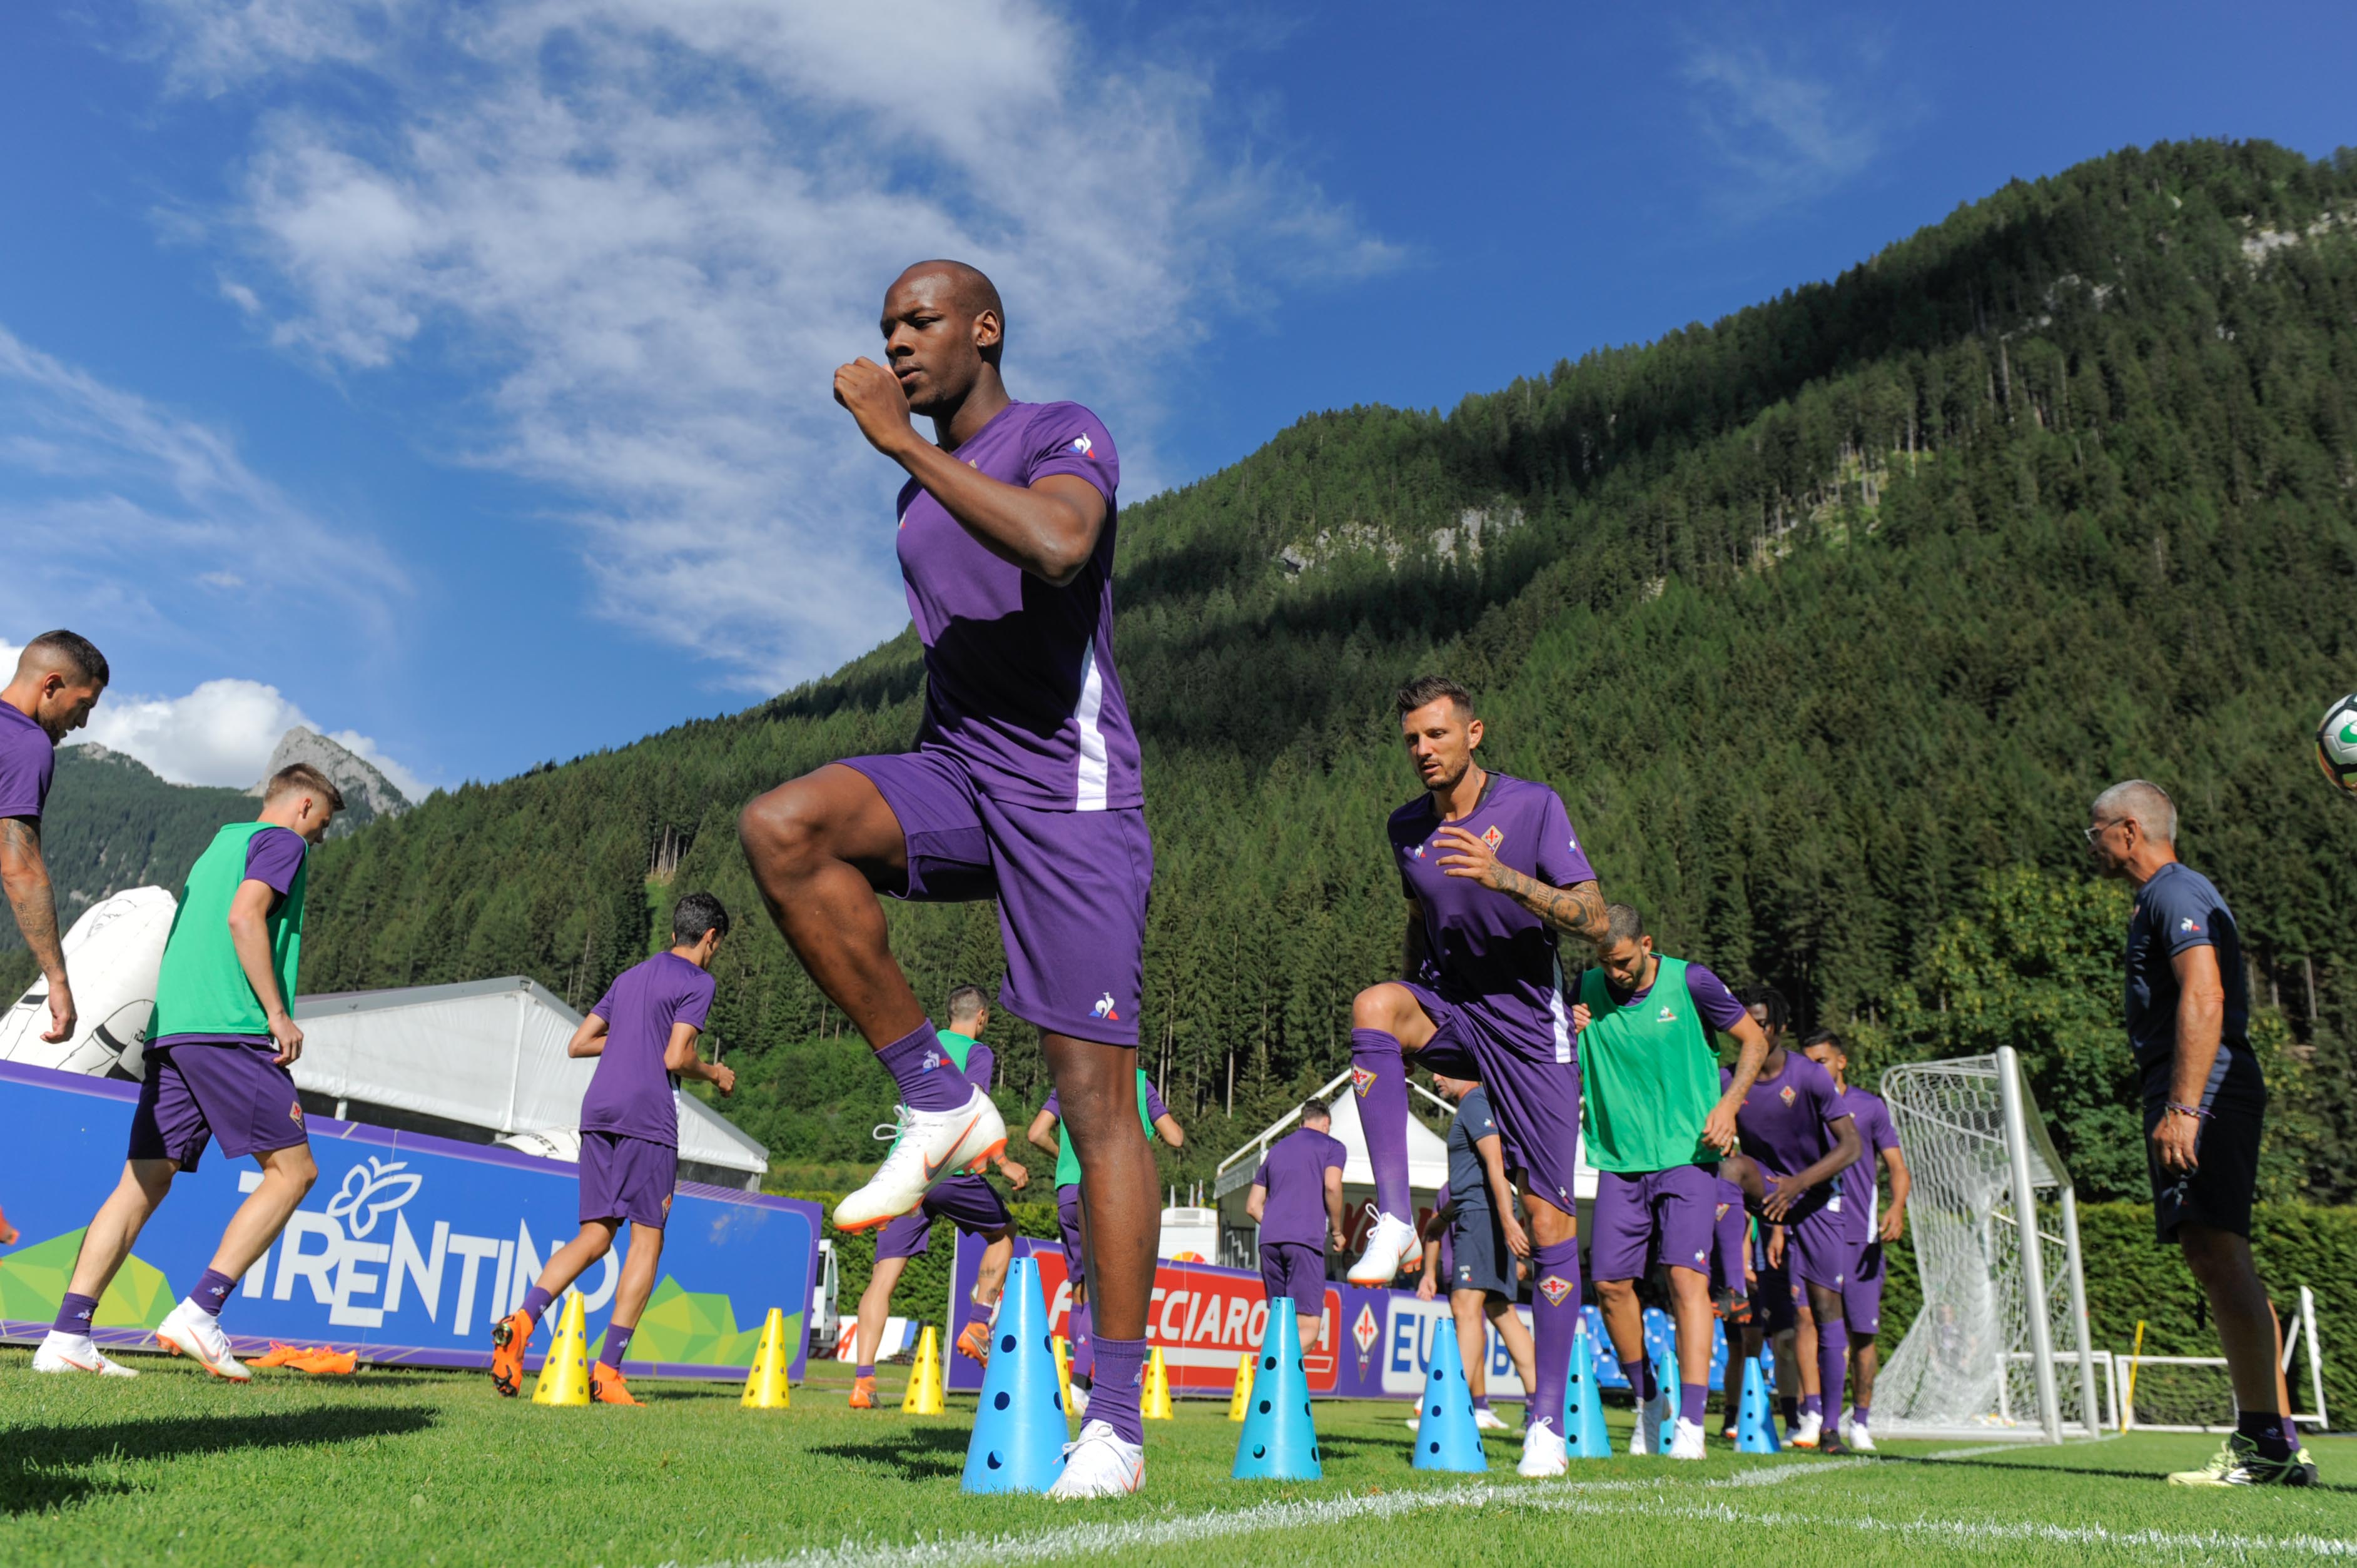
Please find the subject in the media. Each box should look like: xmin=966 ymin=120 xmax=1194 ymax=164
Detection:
xmin=1539 ymin=1273 xmax=1575 ymax=1305
xmin=1351 ymin=1065 xmax=1377 ymax=1098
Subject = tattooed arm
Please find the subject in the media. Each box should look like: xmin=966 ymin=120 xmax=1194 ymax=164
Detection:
xmin=0 ymin=816 xmax=74 ymax=1042
xmin=1430 ymin=826 xmax=1609 ymax=945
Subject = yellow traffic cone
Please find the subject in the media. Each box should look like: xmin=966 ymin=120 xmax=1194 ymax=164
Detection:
xmin=741 ymin=1307 xmax=792 ymax=1410
xmin=531 ymin=1293 xmax=592 ymax=1407
xmin=1227 ymin=1350 xmax=1254 ymax=1422
xmin=1052 ymin=1332 xmax=1073 ymax=1412
xmin=1142 ymin=1345 xmax=1175 ymax=1420
xmin=902 ymin=1325 xmax=946 ymax=1414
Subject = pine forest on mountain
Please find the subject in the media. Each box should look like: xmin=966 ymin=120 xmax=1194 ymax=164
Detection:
xmin=48 ymin=140 xmax=2357 ymax=1206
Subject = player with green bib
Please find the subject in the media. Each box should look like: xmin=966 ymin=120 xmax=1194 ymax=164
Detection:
xmin=1572 ymin=903 xmax=1771 ymax=1458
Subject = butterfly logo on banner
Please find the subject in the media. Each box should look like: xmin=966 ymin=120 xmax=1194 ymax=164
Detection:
xmin=325 ymin=1156 xmax=425 ymax=1238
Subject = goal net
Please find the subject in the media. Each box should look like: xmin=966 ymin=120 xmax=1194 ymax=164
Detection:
xmin=1870 ymin=1048 xmax=2102 ymax=1440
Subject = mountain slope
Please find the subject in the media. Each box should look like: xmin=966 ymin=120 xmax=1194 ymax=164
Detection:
xmin=296 ymin=139 xmax=2357 ymax=1196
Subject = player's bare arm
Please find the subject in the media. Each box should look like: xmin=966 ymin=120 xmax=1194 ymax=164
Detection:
xmin=1025 ymin=1106 xmax=1062 ymax=1156
xmin=226 ymin=876 xmax=303 ymax=1066
xmin=1431 ymin=827 xmax=1609 ymax=946
xmin=995 ymin=1151 xmax=1030 ymax=1191
xmin=0 ymin=815 xmax=73 ymax=1041
xmin=1708 ymin=1014 xmax=1774 ymax=1155
xmin=1761 ymin=1115 xmax=1864 ymax=1221
xmin=1245 ymin=1182 xmax=1267 ymax=1223
xmin=1324 ymin=1165 xmax=1349 ymax=1253
xmin=566 ymin=1013 xmax=611 ymax=1058
xmin=2157 ymin=943 xmax=2225 ymax=1173
xmin=1478 ymin=1130 xmax=1529 ymax=1258
xmin=663 ymin=1020 xmax=736 ymax=1096
xmin=1152 ymin=1113 xmax=1185 ymax=1150
xmin=1878 ymin=1143 xmax=1913 ymax=1243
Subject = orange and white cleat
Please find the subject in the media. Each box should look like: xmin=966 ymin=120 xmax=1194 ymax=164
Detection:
xmin=848 ymin=1373 xmax=878 ymax=1409
xmin=590 ymin=1364 xmax=644 ymax=1405
xmin=155 ymin=1300 xmax=250 ymax=1382
xmin=832 ymin=1089 xmax=1007 ymax=1233
xmin=489 ymin=1308 xmax=535 ymax=1397
xmin=955 ymin=1319 xmax=993 ymax=1367
xmin=290 ymin=1347 xmax=358 ymax=1375
xmin=250 ymin=1342 xmax=308 ymax=1368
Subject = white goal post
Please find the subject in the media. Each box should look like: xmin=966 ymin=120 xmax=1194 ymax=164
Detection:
xmin=1870 ymin=1046 xmax=2103 ymax=1442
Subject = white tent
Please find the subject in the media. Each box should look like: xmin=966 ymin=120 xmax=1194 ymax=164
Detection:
xmin=292 ymin=976 xmax=768 ymax=1189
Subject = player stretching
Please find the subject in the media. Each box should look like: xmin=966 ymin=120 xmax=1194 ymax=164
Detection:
xmin=1722 ymin=1010 xmax=1862 ymax=1452
xmin=1798 ymin=1029 xmax=1908 ymax=1451
xmin=35 ymin=766 xmax=340 ymax=1379
xmin=1246 ymin=1100 xmax=1347 ymax=1352
xmin=1349 ymin=675 xmax=1609 ymax=1477
xmin=848 ymin=986 xmax=1032 ymax=1409
xmin=739 ymin=260 xmax=1157 ymax=1497
xmin=1417 ymin=1072 xmax=1537 ymax=1430
xmin=1028 ymin=1066 xmax=1181 ymax=1414
xmin=1569 ymin=905 xmax=1770 ymax=1457
xmin=1 ymin=631 xmax=109 ymax=1050
xmin=490 ymin=894 xmax=736 ymax=1404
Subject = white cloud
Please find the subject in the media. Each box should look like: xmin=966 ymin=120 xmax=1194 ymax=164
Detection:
xmin=138 ymin=0 xmax=1397 ymax=690
xmin=1680 ymin=23 xmax=1897 ymax=218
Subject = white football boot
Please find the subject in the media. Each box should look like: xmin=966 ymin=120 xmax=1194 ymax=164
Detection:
xmin=1067 ymin=1380 xmax=1090 ymax=1417
xmin=1669 ymin=1417 xmax=1709 ymax=1460
xmin=1045 ymin=1420 xmax=1145 ymax=1500
xmin=32 ymin=1331 xmax=138 ymax=1377
xmin=1790 ymin=1409 xmax=1823 ymax=1449
xmin=156 ymin=1299 xmax=250 ymax=1382
xmin=1837 ymin=1409 xmax=1876 ymax=1451
xmin=1475 ymin=1405 xmax=1512 ymax=1431
xmin=833 ymin=1088 xmax=1007 ymax=1233
xmin=1628 ymin=1383 xmax=1673 ymax=1455
xmin=1517 ymin=1417 xmax=1569 ymax=1477
xmin=1346 ymin=1208 xmax=1420 ymax=1287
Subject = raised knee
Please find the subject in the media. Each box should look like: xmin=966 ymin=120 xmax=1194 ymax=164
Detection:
xmin=738 ymin=782 xmax=827 ymax=873
xmin=1351 ymin=985 xmax=1401 ymax=1032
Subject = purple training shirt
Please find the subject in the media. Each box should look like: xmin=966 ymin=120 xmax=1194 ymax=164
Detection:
xmin=0 ymin=702 xmax=54 ymax=821
xmin=1723 ymin=1052 xmax=1852 ymax=1186
xmin=581 ymin=951 xmax=717 ymax=1147
xmin=1392 ymin=772 xmax=1596 ymax=1060
xmin=1837 ymin=1085 xmax=1898 ymax=1243
xmin=151 ymin=826 xmax=310 ymax=1052
xmin=895 ymin=400 xmax=1138 ymax=812
xmin=1253 ymin=1125 xmax=1346 ymax=1248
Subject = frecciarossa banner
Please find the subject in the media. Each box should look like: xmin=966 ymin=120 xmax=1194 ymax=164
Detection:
xmin=0 ymin=1061 xmax=818 ymax=1382
xmin=946 ymin=1234 xmax=1563 ymax=1400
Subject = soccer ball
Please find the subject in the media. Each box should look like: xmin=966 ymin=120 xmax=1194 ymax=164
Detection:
xmin=2318 ymin=694 xmax=2357 ymax=798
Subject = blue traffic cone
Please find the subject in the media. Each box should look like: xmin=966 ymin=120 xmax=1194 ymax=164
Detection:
xmin=1232 ymin=1307 xmax=1322 ymax=1480
xmin=1652 ymin=1338 xmax=1681 ymax=1452
xmin=1735 ymin=1345 xmax=1781 ymax=1454
xmin=1563 ymin=1320 xmax=1611 ymax=1459
xmin=1412 ymin=1315 xmax=1488 ymax=1472
xmin=962 ymin=1257 xmax=1068 ymax=1494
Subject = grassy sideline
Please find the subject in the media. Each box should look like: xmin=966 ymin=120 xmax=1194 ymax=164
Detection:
xmin=4 ymin=1350 xmax=2356 ymax=1567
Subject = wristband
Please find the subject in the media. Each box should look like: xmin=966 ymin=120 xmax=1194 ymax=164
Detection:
xmin=2166 ymin=1101 xmax=2211 ymax=1121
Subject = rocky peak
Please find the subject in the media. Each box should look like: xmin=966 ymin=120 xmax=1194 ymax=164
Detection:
xmin=248 ymin=727 xmax=410 ymax=837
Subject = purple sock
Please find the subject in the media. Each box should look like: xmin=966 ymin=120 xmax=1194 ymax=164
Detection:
xmin=1853 ymin=1403 xmax=1870 ymax=1425
xmin=1472 ymin=1393 xmax=1491 ymax=1411
xmin=1070 ymin=1300 xmax=1093 ymax=1380
xmin=1681 ymin=1382 xmax=1709 ymax=1426
xmin=878 ymin=1019 xmax=966 ymax=1111
xmin=854 ymin=1362 xmax=875 ymax=1378
xmin=1816 ymin=1322 xmax=1847 ymax=1433
xmin=602 ymin=1322 xmax=634 ymax=1368
xmin=1527 ymin=1238 xmax=1581 ymax=1435
xmin=2239 ymin=1409 xmax=2294 ymax=1461
xmin=192 ymin=1268 xmax=239 ymax=1318
xmin=1802 ymin=1393 xmax=1822 ymax=1420
xmin=519 ymin=1283 xmax=555 ymax=1323
xmin=1092 ymin=1335 xmax=1148 ymax=1445
xmin=54 ymin=1292 xmax=98 ymax=1335
xmin=1349 ymin=1028 xmax=1412 ymax=1218
xmin=1619 ymin=1358 xmax=1649 ymax=1398
xmin=2283 ymin=1413 xmax=2300 ymax=1448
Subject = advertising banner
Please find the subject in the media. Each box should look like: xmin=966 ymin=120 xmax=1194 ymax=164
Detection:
xmin=0 ymin=1062 xmax=818 ymax=1382
xmin=945 ymin=1235 xmax=1729 ymax=1398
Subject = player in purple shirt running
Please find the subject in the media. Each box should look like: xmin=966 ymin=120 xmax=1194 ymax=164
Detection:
xmin=738 ymin=260 xmax=1157 ymax=1497
xmin=0 ymin=630 xmax=109 ymax=1047
xmin=1720 ymin=1014 xmax=1862 ymax=1451
xmin=1800 ymin=1028 xmax=1910 ymax=1451
xmin=1247 ymin=1103 xmax=1348 ymax=1352
xmin=1349 ymin=675 xmax=1611 ymax=1477
xmin=489 ymin=894 xmax=735 ymax=1406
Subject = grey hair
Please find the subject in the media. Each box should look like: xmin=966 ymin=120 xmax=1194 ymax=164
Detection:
xmin=945 ymin=984 xmax=988 ymax=1023
xmin=2093 ymin=779 xmax=2177 ymax=845
xmin=1601 ymin=902 xmax=1646 ymax=946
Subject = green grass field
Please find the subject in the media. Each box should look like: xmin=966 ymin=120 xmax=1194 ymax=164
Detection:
xmin=4 ymin=1349 xmax=2354 ymax=1567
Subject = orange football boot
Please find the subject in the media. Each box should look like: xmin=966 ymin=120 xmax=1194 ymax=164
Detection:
xmin=251 ymin=1342 xmax=307 ymax=1368
xmin=0 ymin=1205 xmax=19 ymax=1246
xmin=489 ymin=1308 xmax=535 ymax=1397
xmin=589 ymin=1364 xmax=643 ymax=1405
xmin=848 ymin=1374 xmax=878 ymax=1409
xmin=291 ymin=1347 xmax=357 ymax=1375
xmin=955 ymin=1320 xmax=993 ymax=1367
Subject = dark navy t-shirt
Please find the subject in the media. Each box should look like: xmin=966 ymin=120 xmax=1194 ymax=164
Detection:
xmin=1446 ymin=1085 xmax=1502 ymax=1212
xmin=2125 ymin=861 xmax=2248 ymax=1075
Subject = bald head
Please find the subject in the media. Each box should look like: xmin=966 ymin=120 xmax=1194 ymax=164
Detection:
xmin=896 ymin=260 xmax=1003 ymax=328
xmin=879 ymin=260 xmax=1008 ymax=416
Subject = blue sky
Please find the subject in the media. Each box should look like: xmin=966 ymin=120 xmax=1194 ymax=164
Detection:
xmin=4 ymin=0 xmax=2350 ymax=794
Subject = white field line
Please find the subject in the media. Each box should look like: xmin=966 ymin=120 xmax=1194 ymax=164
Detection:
xmin=690 ymin=1459 xmax=1860 ymax=1568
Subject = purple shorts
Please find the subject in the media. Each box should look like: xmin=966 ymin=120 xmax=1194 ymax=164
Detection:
xmin=129 ymin=1040 xmax=307 ymax=1170
xmin=840 ymin=751 xmax=1151 ymax=1045
xmin=1788 ymin=1198 xmax=1855 ymax=1296
xmin=1842 ymin=1239 xmax=1886 ymax=1336
xmin=1399 ymin=981 xmax=1583 ymax=1213
xmin=876 ymin=1174 xmax=1011 ymax=1260
xmin=1057 ymin=1183 xmax=1087 ymax=1285
xmin=1589 ymin=1163 xmax=1720 ymax=1282
xmin=1751 ymin=1232 xmax=1797 ymax=1333
xmin=1259 ymin=1240 xmax=1326 ymax=1319
xmin=578 ymin=1131 xmax=677 ymax=1230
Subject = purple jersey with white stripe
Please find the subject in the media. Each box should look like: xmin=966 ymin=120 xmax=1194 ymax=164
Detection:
xmin=1722 ymin=1053 xmax=1850 ymax=1184
xmin=1837 ymin=1085 xmax=1898 ymax=1243
xmin=0 ymin=702 xmax=53 ymax=821
xmin=895 ymin=400 xmax=1137 ymax=812
xmin=1391 ymin=772 xmax=1596 ymax=1060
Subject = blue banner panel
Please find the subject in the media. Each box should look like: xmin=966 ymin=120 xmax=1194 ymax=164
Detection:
xmin=0 ymin=1062 xmax=816 ymax=1382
